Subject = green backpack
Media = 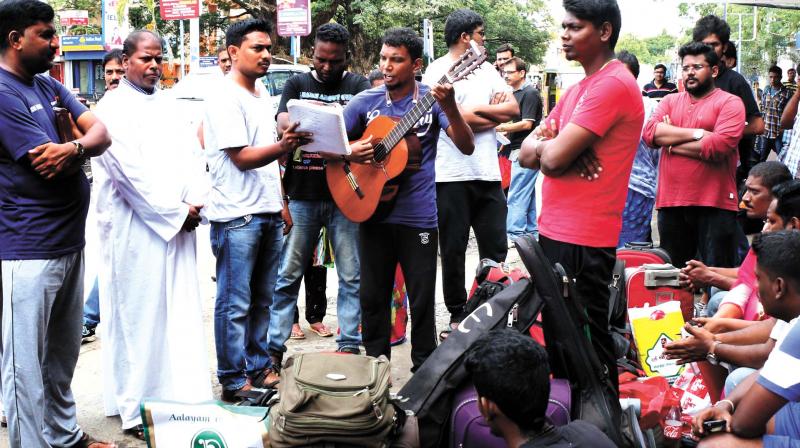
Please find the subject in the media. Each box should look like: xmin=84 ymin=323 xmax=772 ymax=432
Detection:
xmin=268 ymin=353 xmax=397 ymax=447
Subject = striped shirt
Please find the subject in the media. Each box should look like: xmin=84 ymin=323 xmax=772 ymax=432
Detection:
xmin=761 ymin=85 xmax=791 ymax=139
xmin=780 ymin=115 xmax=800 ymax=177
xmin=784 ymin=81 xmax=797 ymax=95
xmin=642 ymin=80 xmax=677 ymax=100
xmin=758 ymin=318 xmax=800 ymax=401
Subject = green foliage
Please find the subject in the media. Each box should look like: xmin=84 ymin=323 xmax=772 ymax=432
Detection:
xmin=615 ymin=31 xmax=678 ymax=65
xmin=678 ymin=2 xmax=800 ymax=78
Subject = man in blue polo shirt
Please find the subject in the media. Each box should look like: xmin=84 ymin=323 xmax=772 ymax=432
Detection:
xmin=692 ymin=230 xmax=800 ymax=448
xmin=0 ymin=0 xmax=112 ymax=446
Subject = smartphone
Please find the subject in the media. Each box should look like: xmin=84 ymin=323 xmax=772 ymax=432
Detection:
xmin=702 ymin=419 xmax=726 ymax=434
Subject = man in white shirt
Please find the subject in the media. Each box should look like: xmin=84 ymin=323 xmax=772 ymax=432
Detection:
xmin=203 ymin=18 xmax=311 ymax=402
xmin=423 ymin=8 xmax=519 ymax=333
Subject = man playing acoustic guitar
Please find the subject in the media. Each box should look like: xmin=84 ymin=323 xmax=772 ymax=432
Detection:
xmin=342 ymin=27 xmax=474 ymax=371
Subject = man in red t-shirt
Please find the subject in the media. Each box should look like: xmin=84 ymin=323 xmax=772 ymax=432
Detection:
xmin=642 ymin=42 xmax=745 ymax=270
xmin=518 ymin=0 xmax=643 ymax=392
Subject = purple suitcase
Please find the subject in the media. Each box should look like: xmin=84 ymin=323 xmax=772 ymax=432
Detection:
xmin=450 ymin=379 xmax=571 ymax=448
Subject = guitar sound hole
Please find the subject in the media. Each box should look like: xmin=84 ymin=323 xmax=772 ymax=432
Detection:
xmin=374 ymin=143 xmax=387 ymax=162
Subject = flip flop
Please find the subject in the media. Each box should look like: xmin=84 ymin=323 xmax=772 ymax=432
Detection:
xmin=290 ymin=323 xmax=306 ymax=339
xmin=438 ymin=322 xmax=460 ymax=342
xmin=308 ymin=322 xmax=333 ymax=337
xmin=123 ymin=424 xmax=145 ymax=441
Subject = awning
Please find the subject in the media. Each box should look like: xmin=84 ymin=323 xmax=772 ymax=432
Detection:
xmin=683 ymin=0 xmax=800 ymax=10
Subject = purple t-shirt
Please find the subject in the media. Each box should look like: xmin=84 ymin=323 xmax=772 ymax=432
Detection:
xmin=0 ymin=68 xmax=89 ymax=260
xmin=342 ymin=83 xmax=450 ymax=228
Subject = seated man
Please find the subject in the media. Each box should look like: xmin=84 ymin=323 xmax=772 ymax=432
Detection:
xmin=692 ymin=230 xmax=800 ymax=448
xmin=465 ymin=329 xmax=615 ymax=447
xmin=680 ymin=162 xmax=792 ymax=318
xmin=666 ymin=180 xmax=800 ymax=394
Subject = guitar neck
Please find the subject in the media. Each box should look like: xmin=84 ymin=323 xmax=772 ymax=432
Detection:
xmin=375 ymin=76 xmax=448 ymax=161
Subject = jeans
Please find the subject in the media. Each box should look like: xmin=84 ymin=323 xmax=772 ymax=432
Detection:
xmin=706 ymin=288 xmax=727 ymax=317
xmin=724 ymin=366 xmax=756 ymax=396
xmin=506 ymin=160 xmax=538 ymax=239
xmin=618 ymin=189 xmax=655 ymax=248
xmin=657 ymin=206 xmax=738 ymax=270
xmin=211 ymin=213 xmax=283 ymax=391
xmin=83 ymin=277 xmax=100 ymax=328
xmin=268 ymin=200 xmax=360 ymax=356
xmin=758 ymin=135 xmax=784 ymax=163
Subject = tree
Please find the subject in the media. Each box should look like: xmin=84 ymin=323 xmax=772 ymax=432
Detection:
xmin=615 ymin=32 xmax=679 ymax=66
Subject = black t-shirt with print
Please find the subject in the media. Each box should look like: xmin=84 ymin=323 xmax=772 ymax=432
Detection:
xmin=277 ymin=71 xmax=371 ymax=201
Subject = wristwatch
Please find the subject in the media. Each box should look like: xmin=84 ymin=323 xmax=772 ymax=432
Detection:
xmin=692 ymin=129 xmax=704 ymax=141
xmin=70 ymin=140 xmax=85 ymax=158
xmin=706 ymin=340 xmax=722 ymax=365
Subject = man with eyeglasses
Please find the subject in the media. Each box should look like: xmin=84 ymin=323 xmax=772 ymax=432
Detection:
xmin=496 ymin=56 xmax=542 ymax=245
xmin=643 ymin=42 xmax=745 ymax=271
xmin=423 ymin=8 xmax=518 ymax=336
xmin=642 ymin=63 xmax=677 ymax=101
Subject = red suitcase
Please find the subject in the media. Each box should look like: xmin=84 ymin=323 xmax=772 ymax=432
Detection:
xmin=617 ymin=242 xmax=672 ymax=269
xmin=625 ymin=264 xmax=694 ymax=323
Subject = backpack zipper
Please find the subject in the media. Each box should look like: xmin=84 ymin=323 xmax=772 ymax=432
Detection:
xmin=506 ymin=304 xmax=518 ymax=328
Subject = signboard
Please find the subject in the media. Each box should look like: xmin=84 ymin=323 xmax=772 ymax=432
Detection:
xmin=199 ymin=56 xmax=219 ymax=68
xmin=423 ymin=18 xmax=434 ymax=64
xmin=60 ymin=10 xmax=89 ymax=26
xmin=102 ymin=0 xmax=129 ymax=49
xmin=160 ymin=0 xmax=200 ymax=20
xmin=277 ymin=0 xmax=311 ymax=37
xmin=61 ymin=34 xmax=105 ymax=52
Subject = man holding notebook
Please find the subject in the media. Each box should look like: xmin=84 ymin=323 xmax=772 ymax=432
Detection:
xmin=269 ymin=23 xmax=371 ymax=365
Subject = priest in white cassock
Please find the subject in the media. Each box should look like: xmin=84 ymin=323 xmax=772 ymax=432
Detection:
xmin=93 ymin=30 xmax=212 ymax=439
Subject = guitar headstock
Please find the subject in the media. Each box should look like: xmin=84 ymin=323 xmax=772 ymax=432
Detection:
xmin=446 ymin=40 xmax=488 ymax=83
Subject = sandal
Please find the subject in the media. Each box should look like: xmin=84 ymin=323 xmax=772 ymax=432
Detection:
xmin=71 ymin=433 xmax=117 ymax=448
xmin=308 ymin=322 xmax=333 ymax=337
xmin=250 ymin=366 xmax=280 ymax=389
xmin=438 ymin=322 xmax=460 ymax=342
xmin=290 ymin=323 xmax=306 ymax=339
xmin=123 ymin=424 xmax=145 ymax=441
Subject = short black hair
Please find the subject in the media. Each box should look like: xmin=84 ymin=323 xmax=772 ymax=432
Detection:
xmin=444 ymin=8 xmax=484 ymax=48
xmin=752 ymin=230 xmax=800 ymax=289
xmin=122 ymin=30 xmax=161 ymax=57
xmin=678 ymin=41 xmax=720 ymax=68
xmin=563 ymin=0 xmax=622 ymax=51
xmin=216 ymin=45 xmax=228 ymax=55
xmin=367 ymin=69 xmax=383 ymax=84
xmin=616 ymin=50 xmax=639 ymax=79
xmin=496 ymin=43 xmax=515 ymax=56
xmin=102 ymin=49 xmax=124 ymax=69
xmin=0 ymin=0 xmax=55 ymax=51
xmin=505 ymin=57 xmax=528 ymax=73
xmin=724 ymin=40 xmax=737 ymax=61
xmin=226 ymin=18 xmax=272 ymax=48
xmin=315 ymin=22 xmax=349 ymax=45
xmin=693 ymin=15 xmax=731 ymax=45
xmin=768 ymin=65 xmax=782 ymax=77
xmin=654 ymin=63 xmax=667 ymax=72
xmin=773 ymin=180 xmax=800 ymax=226
xmin=465 ymin=330 xmax=551 ymax=431
xmin=382 ymin=27 xmax=423 ymax=61
xmin=749 ymin=161 xmax=792 ymax=191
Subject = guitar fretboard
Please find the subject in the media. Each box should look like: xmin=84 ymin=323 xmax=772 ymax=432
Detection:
xmin=374 ymin=75 xmax=448 ymax=162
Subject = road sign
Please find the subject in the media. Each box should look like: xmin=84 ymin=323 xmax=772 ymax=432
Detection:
xmin=160 ymin=0 xmax=200 ymax=20
xmin=277 ymin=0 xmax=311 ymax=37
xmin=60 ymin=10 xmax=89 ymax=26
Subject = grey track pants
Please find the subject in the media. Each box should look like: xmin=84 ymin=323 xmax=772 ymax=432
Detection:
xmin=1 ymin=252 xmax=84 ymax=448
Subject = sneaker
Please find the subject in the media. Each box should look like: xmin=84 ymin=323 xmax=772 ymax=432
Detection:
xmin=81 ymin=325 xmax=96 ymax=344
xmin=694 ymin=301 xmax=707 ymax=318
xmin=337 ymin=346 xmax=360 ymax=355
xmin=220 ymin=382 xmax=253 ymax=403
xmin=507 ymin=238 xmax=516 ymax=249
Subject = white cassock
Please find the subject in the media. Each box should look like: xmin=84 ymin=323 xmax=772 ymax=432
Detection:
xmin=93 ymin=81 xmax=212 ymax=429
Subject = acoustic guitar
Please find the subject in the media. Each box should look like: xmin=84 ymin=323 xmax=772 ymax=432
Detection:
xmin=326 ymin=42 xmax=487 ymax=223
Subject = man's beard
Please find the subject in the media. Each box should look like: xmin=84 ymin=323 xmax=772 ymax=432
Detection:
xmin=686 ymin=76 xmax=713 ymax=97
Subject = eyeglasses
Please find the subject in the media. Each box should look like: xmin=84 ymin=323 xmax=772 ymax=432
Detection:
xmin=681 ymin=64 xmax=709 ymax=73
xmin=472 ymin=29 xmax=486 ymax=37
xmin=503 ymin=70 xmax=519 ymax=75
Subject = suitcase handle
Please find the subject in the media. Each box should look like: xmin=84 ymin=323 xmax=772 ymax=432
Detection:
xmin=623 ymin=241 xmax=655 ymax=249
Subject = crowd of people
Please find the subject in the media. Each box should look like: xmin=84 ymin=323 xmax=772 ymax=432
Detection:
xmin=2 ymin=0 xmax=800 ymax=446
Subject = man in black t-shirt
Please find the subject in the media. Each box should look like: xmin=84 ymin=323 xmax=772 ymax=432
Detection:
xmin=496 ymin=57 xmax=542 ymax=245
xmin=268 ymin=23 xmax=371 ymax=365
xmin=693 ymin=15 xmax=763 ymax=188
xmin=465 ymin=330 xmax=615 ymax=448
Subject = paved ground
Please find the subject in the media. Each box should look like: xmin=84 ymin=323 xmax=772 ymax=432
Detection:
xmin=0 ymin=223 xmax=523 ymax=447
